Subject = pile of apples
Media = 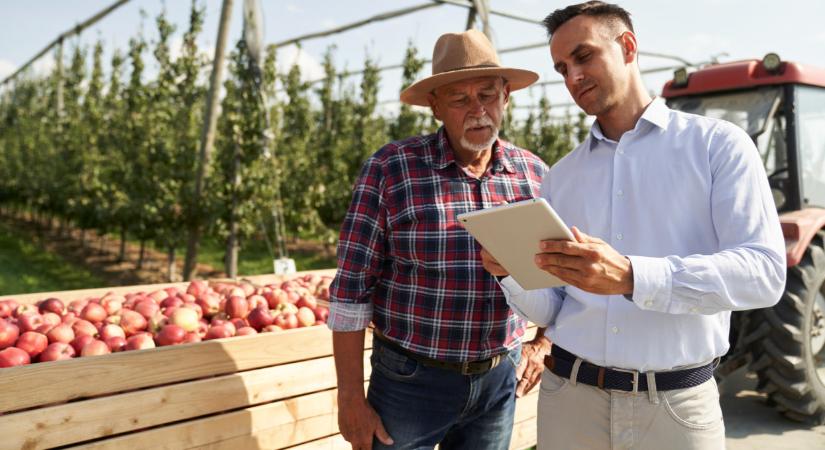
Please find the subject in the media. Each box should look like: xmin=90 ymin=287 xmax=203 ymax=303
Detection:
xmin=0 ymin=273 xmax=332 ymax=368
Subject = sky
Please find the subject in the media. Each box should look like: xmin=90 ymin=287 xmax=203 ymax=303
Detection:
xmin=1 ymin=0 xmax=824 ymax=118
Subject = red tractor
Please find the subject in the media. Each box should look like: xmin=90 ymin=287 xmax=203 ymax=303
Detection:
xmin=663 ymin=54 xmax=825 ymax=424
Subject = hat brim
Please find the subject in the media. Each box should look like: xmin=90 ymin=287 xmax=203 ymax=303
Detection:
xmin=399 ymin=67 xmax=539 ymax=107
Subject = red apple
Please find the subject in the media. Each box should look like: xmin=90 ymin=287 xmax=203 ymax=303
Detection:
xmin=70 ymin=335 xmax=96 ymax=355
xmin=183 ymin=302 xmax=203 ymax=319
xmin=160 ymin=296 xmax=183 ymax=310
xmin=230 ymin=318 xmax=248 ymax=331
xmin=155 ymin=325 xmax=186 ymax=346
xmin=14 ymin=303 xmax=38 ymax=318
xmin=236 ymin=326 xmax=258 ymax=336
xmin=120 ymin=310 xmax=147 ymax=335
xmin=17 ymin=312 xmax=44 ymax=333
xmin=182 ymin=332 xmax=201 ymax=343
xmin=125 ymin=333 xmax=156 ymax=351
xmin=0 ymin=347 xmax=30 ymax=367
xmin=39 ymin=342 xmax=75 ymax=361
xmin=274 ymin=312 xmax=299 ymax=330
xmin=67 ymin=299 xmax=89 ymax=315
xmin=105 ymin=336 xmax=127 ymax=352
xmin=225 ymin=296 xmax=249 ymax=319
xmin=313 ymin=306 xmax=330 ymax=323
xmin=100 ymin=296 xmax=124 ymax=315
xmin=134 ymin=300 xmax=160 ymax=320
xmin=296 ymin=294 xmax=318 ymax=310
xmin=147 ymin=312 xmax=168 ymax=334
xmin=0 ymin=319 xmax=20 ymax=349
xmin=38 ymin=298 xmax=65 ymax=315
xmin=0 ymin=301 xmax=14 ymax=318
xmin=80 ymin=303 xmax=107 ymax=323
xmin=99 ymin=324 xmax=126 ymax=341
xmin=195 ymin=294 xmax=221 ymax=318
xmin=169 ymin=307 xmax=199 ymax=332
xmin=81 ymin=339 xmax=111 ymax=357
xmin=148 ymin=290 xmax=167 ymax=302
xmin=16 ymin=331 xmax=48 ymax=358
xmin=246 ymin=295 xmax=268 ymax=310
xmin=72 ymin=319 xmax=98 ymax=337
xmin=46 ymin=324 xmax=74 ymax=344
xmin=296 ymin=307 xmax=316 ymax=328
xmin=246 ymin=308 xmax=274 ymax=331
xmin=41 ymin=312 xmax=61 ymax=328
xmin=262 ymin=325 xmax=283 ymax=333
xmin=204 ymin=324 xmax=235 ymax=340
xmin=186 ymin=280 xmax=208 ymax=297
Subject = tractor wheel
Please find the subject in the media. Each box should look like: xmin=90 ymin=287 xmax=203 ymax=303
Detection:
xmin=746 ymin=230 xmax=825 ymax=424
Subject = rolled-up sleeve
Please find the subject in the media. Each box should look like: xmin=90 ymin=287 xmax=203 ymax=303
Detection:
xmin=327 ymin=157 xmax=386 ymax=331
xmin=499 ymin=276 xmax=566 ymax=327
xmin=630 ymin=123 xmax=786 ymax=315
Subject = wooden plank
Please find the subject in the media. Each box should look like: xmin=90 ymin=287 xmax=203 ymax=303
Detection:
xmin=68 ymin=387 xmax=343 ymax=450
xmin=285 ymin=433 xmax=350 ymax=450
xmin=2 ymin=269 xmax=337 ymax=304
xmin=0 ymin=354 xmax=371 ymax=450
xmin=510 ymin=417 xmax=538 ymax=450
xmin=0 ymin=325 xmax=365 ymax=414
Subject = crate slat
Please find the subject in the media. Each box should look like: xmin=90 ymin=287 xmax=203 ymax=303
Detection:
xmin=0 ymin=325 xmax=353 ymax=413
xmin=0 ymin=352 xmax=371 ymax=450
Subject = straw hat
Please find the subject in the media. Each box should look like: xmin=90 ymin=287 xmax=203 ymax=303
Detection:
xmin=400 ymin=29 xmax=539 ymax=107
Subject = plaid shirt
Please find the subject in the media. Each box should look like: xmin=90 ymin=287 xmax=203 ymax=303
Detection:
xmin=328 ymin=127 xmax=547 ymax=362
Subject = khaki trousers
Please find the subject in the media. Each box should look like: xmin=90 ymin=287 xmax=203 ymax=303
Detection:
xmin=537 ymin=367 xmax=725 ymax=450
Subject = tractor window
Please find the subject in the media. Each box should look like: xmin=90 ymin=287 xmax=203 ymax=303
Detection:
xmin=796 ymin=86 xmax=825 ymax=207
xmin=667 ymin=87 xmax=785 ymax=177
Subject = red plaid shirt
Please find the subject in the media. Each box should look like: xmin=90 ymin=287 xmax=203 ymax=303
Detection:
xmin=328 ymin=127 xmax=547 ymax=362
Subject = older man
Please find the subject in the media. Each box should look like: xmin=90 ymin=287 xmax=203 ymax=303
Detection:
xmin=328 ymin=30 xmax=550 ymax=450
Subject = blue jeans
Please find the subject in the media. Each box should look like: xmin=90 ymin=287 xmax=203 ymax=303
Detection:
xmin=367 ymin=338 xmax=521 ymax=450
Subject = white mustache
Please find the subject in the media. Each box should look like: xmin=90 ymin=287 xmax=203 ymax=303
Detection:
xmin=463 ymin=116 xmax=495 ymax=131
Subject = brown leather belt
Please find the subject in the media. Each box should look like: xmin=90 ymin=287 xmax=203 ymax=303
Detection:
xmin=544 ymin=345 xmax=716 ymax=392
xmin=373 ymin=332 xmax=506 ymax=376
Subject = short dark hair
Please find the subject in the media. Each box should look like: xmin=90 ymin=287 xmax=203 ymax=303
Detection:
xmin=543 ymin=1 xmax=634 ymax=37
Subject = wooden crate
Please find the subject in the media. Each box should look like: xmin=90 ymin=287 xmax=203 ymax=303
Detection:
xmin=0 ymin=273 xmax=538 ymax=449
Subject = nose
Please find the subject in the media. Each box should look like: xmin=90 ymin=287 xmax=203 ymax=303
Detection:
xmin=467 ymin=95 xmax=486 ymax=116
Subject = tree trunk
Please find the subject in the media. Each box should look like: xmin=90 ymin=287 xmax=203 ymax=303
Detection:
xmin=167 ymin=247 xmax=176 ymax=282
xmin=226 ymin=143 xmax=241 ymax=278
xmin=80 ymin=228 xmax=86 ymax=250
xmin=137 ymin=239 xmax=146 ymax=269
xmin=118 ymin=225 xmax=127 ymax=262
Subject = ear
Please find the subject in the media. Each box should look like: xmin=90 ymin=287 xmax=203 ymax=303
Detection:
xmin=427 ymin=93 xmax=442 ymax=121
xmin=502 ymin=81 xmax=511 ymax=107
xmin=617 ymin=31 xmax=638 ymax=64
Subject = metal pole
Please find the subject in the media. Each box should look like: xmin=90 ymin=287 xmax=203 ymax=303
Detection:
xmin=1 ymin=0 xmax=130 ymax=86
xmin=183 ymin=0 xmax=234 ymax=280
xmin=55 ymin=39 xmax=64 ymax=121
xmin=473 ymin=0 xmax=491 ymax=40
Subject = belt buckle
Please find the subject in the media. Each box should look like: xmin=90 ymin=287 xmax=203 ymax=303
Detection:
xmin=461 ymin=354 xmax=500 ymax=375
xmin=613 ymin=366 xmax=640 ymax=393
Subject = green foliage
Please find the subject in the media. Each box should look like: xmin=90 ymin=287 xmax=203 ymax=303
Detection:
xmin=0 ymin=223 xmax=104 ymax=295
xmin=0 ymin=9 xmax=587 ymax=277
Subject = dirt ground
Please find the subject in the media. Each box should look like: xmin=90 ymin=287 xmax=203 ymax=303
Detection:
xmin=722 ymin=367 xmax=825 ymax=449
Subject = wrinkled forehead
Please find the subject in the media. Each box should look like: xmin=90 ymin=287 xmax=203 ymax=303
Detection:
xmin=434 ymin=75 xmax=503 ymax=96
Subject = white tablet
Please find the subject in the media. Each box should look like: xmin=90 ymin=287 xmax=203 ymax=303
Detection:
xmin=458 ymin=198 xmax=575 ymax=290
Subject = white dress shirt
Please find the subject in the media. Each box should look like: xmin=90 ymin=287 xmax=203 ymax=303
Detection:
xmin=501 ymin=98 xmax=786 ymax=371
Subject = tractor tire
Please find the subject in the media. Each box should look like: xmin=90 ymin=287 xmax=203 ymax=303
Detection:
xmin=746 ymin=230 xmax=825 ymax=424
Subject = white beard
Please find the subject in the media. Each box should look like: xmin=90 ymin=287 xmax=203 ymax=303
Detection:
xmin=461 ymin=116 xmax=499 ymax=153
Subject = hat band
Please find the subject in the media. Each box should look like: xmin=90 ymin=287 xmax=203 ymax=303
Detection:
xmin=438 ymin=63 xmax=501 ymax=74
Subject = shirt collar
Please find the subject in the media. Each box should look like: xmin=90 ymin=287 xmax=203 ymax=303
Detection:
xmin=432 ymin=126 xmax=515 ymax=174
xmin=587 ymin=97 xmax=670 ymax=151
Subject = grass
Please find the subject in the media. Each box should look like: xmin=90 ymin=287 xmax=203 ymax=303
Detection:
xmin=0 ymin=223 xmax=105 ymax=296
xmin=195 ymin=236 xmax=337 ymax=276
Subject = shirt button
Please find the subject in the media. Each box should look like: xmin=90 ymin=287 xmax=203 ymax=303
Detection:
xmin=645 ymin=301 xmax=653 ymax=307
xmin=616 ymin=233 xmax=623 ymax=240
xmin=617 ymin=149 xmax=625 ymax=155
xmin=690 ymin=307 xmax=698 ymax=313
xmin=617 ymin=189 xmax=624 ymax=197
xmin=612 ymin=326 xmax=619 ymax=334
